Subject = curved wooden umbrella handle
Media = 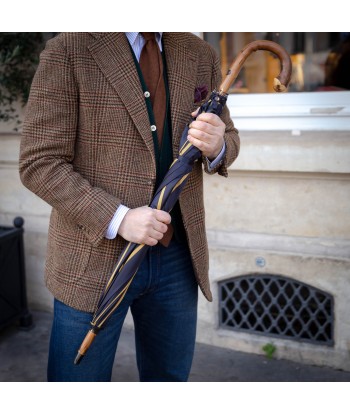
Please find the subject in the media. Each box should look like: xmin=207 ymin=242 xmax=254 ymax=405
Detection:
xmin=219 ymin=40 xmax=292 ymax=94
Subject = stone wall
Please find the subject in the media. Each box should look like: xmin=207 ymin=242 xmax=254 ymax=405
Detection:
xmin=198 ymin=130 xmax=350 ymax=371
xmin=0 ymin=130 xmax=52 ymax=311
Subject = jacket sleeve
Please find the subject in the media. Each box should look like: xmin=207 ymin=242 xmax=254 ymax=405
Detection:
xmin=19 ymin=35 xmax=121 ymax=247
xmin=202 ymin=50 xmax=240 ymax=177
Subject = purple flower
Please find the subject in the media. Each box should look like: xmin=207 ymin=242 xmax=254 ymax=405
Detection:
xmin=194 ymin=85 xmax=208 ymax=103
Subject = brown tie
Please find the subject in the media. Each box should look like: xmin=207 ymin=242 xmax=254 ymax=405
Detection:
xmin=139 ymin=32 xmax=173 ymax=247
xmin=140 ymin=32 xmax=166 ymax=147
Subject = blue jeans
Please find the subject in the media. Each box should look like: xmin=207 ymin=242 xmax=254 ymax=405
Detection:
xmin=47 ymin=237 xmax=198 ymax=382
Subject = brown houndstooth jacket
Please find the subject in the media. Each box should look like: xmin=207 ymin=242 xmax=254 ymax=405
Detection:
xmin=19 ymin=32 xmax=240 ymax=312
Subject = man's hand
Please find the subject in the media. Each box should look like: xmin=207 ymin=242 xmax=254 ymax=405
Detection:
xmin=187 ymin=109 xmax=226 ymax=160
xmin=118 ymin=206 xmax=171 ymax=246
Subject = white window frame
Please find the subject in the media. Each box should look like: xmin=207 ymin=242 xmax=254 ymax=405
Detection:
xmin=227 ymin=91 xmax=350 ymax=131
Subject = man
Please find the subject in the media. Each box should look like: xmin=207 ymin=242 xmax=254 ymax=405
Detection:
xmin=19 ymin=32 xmax=240 ymax=382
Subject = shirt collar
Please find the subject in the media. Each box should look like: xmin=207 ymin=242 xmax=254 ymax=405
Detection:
xmin=125 ymin=32 xmax=163 ymax=50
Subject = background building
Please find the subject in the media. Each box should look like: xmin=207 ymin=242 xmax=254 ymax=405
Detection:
xmin=0 ymin=32 xmax=349 ymax=370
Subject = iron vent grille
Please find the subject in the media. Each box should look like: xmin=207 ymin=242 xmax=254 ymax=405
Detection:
xmin=219 ymin=274 xmax=334 ymax=346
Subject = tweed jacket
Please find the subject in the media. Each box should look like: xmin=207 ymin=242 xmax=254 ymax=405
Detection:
xmin=19 ymin=32 xmax=240 ymax=312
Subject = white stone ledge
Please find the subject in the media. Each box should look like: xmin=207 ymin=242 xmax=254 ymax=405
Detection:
xmin=0 ymin=162 xmax=19 ymax=169
xmin=206 ymin=229 xmax=350 ymax=261
xmin=229 ymin=130 xmax=350 ymax=174
xmin=227 ymin=170 xmax=350 ymax=181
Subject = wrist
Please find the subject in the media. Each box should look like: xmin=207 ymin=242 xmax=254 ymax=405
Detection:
xmin=105 ymin=204 xmax=130 ymax=240
xmin=207 ymin=152 xmax=218 ymax=161
xmin=208 ymin=140 xmax=224 ymax=160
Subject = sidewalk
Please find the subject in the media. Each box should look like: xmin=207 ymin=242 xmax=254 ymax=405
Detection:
xmin=1 ymin=310 xmax=350 ymax=382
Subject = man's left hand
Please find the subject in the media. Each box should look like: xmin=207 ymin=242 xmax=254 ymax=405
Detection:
xmin=188 ymin=110 xmax=225 ymax=160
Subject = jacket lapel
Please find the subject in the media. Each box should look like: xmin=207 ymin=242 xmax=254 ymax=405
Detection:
xmin=87 ymin=32 xmax=199 ymax=162
xmin=87 ymin=32 xmax=156 ymax=168
xmin=162 ymin=33 xmax=199 ymax=157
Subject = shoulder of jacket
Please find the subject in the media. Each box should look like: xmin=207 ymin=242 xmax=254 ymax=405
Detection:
xmin=176 ymin=32 xmax=218 ymax=62
xmin=44 ymin=32 xmax=95 ymax=52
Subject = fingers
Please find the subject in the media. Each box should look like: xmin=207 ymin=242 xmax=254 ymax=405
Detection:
xmin=190 ymin=119 xmax=214 ymax=134
xmin=153 ymin=220 xmax=168 ymax=234
xmin=154 ymin=209 xmax=171 ymax=224
xmin=145 ymin=237 xmax=158 ymax=246
xmin=187 ymin=112 xmax=225 ymax=159
xmin=139 ymin=227 xmax=163 ymax=246
xmin=150 ymin=228 xmax=164 ymax=240
xmin=188 ymin=116 xmax=225 ymax=141
xmin=145 ymin=219 xmax=168 ymax=246
xmin=188 ymin=122 xmax=212 ymax=143
xmin=118 ymin=206 xmax=173 ymax=247
xmin=187 ymin=135 xmax=210 ymax=153
xmin=139 ymin=209 xmax=170 ymax=247
xmin=196 ymin=112 xmax=223 ymax=127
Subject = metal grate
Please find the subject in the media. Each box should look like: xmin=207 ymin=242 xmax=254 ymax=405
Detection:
xmin=219 ymin=274 xmax=334 ymax=345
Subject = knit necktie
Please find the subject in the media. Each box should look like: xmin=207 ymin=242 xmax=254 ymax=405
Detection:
xmin=139 ymin=32 xmax=173 ymax=247
xmin=139 ymin=32 xmax=166 ymax=147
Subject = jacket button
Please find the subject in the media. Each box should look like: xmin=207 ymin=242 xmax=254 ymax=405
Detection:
xmin=151 ymin=125 xmax=157 ymax=132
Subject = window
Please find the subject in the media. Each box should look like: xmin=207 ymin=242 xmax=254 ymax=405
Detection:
xmin=204 ymin=32 xmax=350 ymax=94
xmin=202 ymin=32 xmax=350 ymax=131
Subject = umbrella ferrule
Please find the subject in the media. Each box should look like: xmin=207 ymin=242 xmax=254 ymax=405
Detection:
xmin=74 ymin=329 xmax=98 ymax=365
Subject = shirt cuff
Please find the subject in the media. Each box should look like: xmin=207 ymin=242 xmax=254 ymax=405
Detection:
xmin=206 ymin=142 xmax=226 ymax=172
xmin=105 ymin=204 xmax=130 ymax=239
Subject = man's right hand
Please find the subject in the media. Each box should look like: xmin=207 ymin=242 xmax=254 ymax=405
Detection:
xmin=118 ymin=206 xmax=171 ymax=246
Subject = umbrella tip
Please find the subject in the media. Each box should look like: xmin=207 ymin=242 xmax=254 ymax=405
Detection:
xmin=74 ymin=352 xmax=84 ymax=365
xmin=73 ymin=329 xmax=97 ymax=365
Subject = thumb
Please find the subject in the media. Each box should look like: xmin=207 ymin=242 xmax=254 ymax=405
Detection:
xmin=191 ymin=107 xmax=200 ymax=118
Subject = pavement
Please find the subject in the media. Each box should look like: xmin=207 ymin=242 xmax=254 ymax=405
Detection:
xmin=1 ymin=310 xmax=350 ymax=382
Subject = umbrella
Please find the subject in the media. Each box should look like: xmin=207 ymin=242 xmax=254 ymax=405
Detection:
xmin=74 ymin=39 xmax=292 ymax=365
